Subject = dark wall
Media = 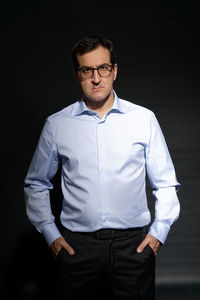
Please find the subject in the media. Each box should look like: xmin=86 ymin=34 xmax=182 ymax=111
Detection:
xmin=2 ymin=1 xmax=200 ymax=299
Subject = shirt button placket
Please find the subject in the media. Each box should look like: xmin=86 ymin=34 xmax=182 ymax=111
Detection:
xmin=97 ymin=120 xmax=109 ymax=225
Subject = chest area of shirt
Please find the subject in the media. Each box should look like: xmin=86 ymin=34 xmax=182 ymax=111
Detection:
xmin=55 ymin=117 xmax=149 ymax=160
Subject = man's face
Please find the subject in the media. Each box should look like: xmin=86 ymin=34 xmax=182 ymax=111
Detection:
xmin=76 ymin=46 xmax=117 ymax=103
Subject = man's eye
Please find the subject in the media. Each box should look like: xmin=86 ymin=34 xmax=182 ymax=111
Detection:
xmin=82 ymin=68 xmax=92 ymax=73
xmin=99 ymin=65 xmax=108 ymax=70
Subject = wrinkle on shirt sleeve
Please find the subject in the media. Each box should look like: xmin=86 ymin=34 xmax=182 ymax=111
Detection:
xmin=145 ymin=112 xmax=180 ymax=190
xmin=145 ymin=113 xmax=180 ymax=244
xmin=24 ymin=118 xmax=62 ymax=245
xmin=149 ymin=187 xmax=180 ymax=244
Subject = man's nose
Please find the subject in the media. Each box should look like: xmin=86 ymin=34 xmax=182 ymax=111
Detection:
xmin=91 ymin=70 xmax=101 ymax=83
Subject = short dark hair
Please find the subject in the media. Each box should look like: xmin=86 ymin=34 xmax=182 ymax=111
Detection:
xmin=72 ymin=35 xmax=117 ymax=72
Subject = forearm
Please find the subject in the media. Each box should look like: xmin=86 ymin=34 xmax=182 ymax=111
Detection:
xmin=148 ymin=186 xmax=180 ymax=244
xmin=24 ymin=183 xmax=62 ymax=245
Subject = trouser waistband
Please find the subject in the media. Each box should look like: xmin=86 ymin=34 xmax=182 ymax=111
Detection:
xmin=63 ymin=226 xmax=147 ymax=240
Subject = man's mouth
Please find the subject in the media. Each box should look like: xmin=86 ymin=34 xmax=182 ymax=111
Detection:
xmin=92 ymin=86 xmax=103 ymax=90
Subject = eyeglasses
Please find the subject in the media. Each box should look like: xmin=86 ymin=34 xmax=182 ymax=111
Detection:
xmin=78 ymin=64 xmax=114 ymax=79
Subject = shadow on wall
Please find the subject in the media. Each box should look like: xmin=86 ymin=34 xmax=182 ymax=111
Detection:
xmin=1 ymin=231 xmax=114 ymax=300
xmin=2 ymin=231 xmax=58 ymax=300
xmin=2 ymin=168 xmax=61 ymax=299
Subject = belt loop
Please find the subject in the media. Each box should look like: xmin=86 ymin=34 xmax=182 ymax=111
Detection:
xmin=111 ymin=229 xmax=115 ymax=239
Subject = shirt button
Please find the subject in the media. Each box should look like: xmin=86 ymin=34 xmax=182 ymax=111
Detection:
xmin=104 ymin=217 xmax=108 ymax=222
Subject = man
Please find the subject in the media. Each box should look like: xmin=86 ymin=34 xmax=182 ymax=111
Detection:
xmin=24 ymin=35 xmax=180 ymax=300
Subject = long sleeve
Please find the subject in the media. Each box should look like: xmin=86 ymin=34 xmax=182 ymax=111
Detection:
xmin=145 ymin=113 xmax=180 ymax=244
xmin=24 ymin=119 xmax=62 ymax=245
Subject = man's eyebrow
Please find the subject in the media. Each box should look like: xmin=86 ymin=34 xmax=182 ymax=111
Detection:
xmin=78 ymin=65 xmax=92 ymax=69
xmin=79 ymin=63 xmax=109 ymax=69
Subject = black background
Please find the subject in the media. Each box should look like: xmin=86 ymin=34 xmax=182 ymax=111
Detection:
xmin=1 ymin=1 xmax=200 ymax=299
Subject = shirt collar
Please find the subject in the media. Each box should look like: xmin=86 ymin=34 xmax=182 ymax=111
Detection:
xmin=72 ymin=99 xmax=89 ymax=116
xmin=72 ymin=90 xmax=126 ymax=116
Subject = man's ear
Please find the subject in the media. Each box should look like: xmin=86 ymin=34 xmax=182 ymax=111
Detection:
xmin=113 ymin=63 xmax=118 ymax=81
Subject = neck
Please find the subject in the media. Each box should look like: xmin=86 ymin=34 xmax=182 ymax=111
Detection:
xmin=84 ymin=91 xmax=114 ymax=118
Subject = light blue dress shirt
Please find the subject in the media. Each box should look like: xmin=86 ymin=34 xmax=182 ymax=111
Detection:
xmin=24 ymin=91 xmax=180 ymax=246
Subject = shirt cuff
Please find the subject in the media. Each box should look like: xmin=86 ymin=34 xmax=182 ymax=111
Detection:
xmin=41 ymin=223 xmax=62 ymax=246
xmin=148 ymin=221 xmax=170 ymax=244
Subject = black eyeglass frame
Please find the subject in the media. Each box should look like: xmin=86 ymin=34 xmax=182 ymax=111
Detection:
xmin=77 ymin=63 xmax=114 ymax=79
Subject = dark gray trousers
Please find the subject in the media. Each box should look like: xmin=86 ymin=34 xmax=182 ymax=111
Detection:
xmin=56 ymin=227 xmax=155 ymax=300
